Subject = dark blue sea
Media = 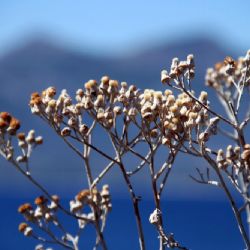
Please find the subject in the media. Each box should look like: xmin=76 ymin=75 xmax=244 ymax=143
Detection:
xmin=0 ymin=198 xmax=245 ymax=250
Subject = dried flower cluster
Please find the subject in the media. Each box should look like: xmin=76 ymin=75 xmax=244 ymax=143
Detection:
xmin=28 ymin=70 xmax=213 ymax=152
xmin=0 ymin=112 xmax=43 ymax=175
xmin=2 ymin=50 xmax=250 ymax=250
xmin=18 ymin=195 xmax=59 ymax=235
xmin=206 ymin=53 xmax=250 ymax=90
xmin=70 ymin=185 xmax=111 ymax=229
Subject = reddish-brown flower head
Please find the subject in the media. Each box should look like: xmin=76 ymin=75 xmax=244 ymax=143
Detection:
xmin=18 ymin=203 xmax=33 ymax=214
xmin=34 ymin=196 xmax=48 ymax=206
xmin=18 ymin=222 xmax=28 ymax=232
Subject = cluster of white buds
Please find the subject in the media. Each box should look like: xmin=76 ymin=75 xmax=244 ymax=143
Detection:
xmin=18 ymin=195 xmax=60 ymax=231
xmin=69 ymin=186 xmax=112 ymax=229
xmin=28 ymin=66 xmax=215 ymax=148
xmin=161 ymin=54 xmax=195 ymax=85
xmin=216 ymin=145 xmax=242 ymax=171
xmin=205 ymin=52 xmax=250 ymax=94
xmin=0 ymin=112 xmax=42 ymax=163
xmin=138 ymin=88 xmax=211 ymax=145
xmin=100 ymin=184 xmax=112 ymax=212
xmin=16 ymin=130 xmax=43 ymax=164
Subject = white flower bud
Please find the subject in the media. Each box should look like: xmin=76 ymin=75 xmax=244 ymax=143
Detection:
xmin=149 ymin=209 xmax=161 ymax=225
xmin=113 ymin=106 xmax=122 ymax=115
xmin=24 ymin=226 xmax=33 ymax=236
xmin=61 ymin=127 xmax=71 ymax=137
xmin=34 ymin=207 xmax=43 ymax=218
xmin=16 ymin=155 xmax=27 ymax=163
xmin=70 ymin=200 xmax=82 ymax=213
xmin=26 ymin=130 xmax=35 ymax=144
xmin=18 ymin=141 xmax=27 ymax=148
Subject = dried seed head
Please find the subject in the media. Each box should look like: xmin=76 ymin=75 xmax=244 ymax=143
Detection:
xmin=149 ymin=209 xmax=162 ymax=225
xmin=35 ymin=244 xmax=45 ymax=250
xmin=18 ymin=140 xmax=27 ymax=148
xmin=161 ymin=70 xmax=171 ymax=84
xmin=16 ymin=155 xmax=28 ymax=163
xmin=121 ymin=81 xmax=127 ymax=88
xmin=35 ymin=136 xmax=43 ymax=145
xmin=170 ymin=104 xmax=178 ymax=113
xmin=34 ymin=196 xmax=48 ymax=206
xmin=143 ymin=92 xmax=151 ymax=101
xmin=128 ymin=108 xmax=137 ymax=117
xmin=102 ymin=184 xmax=109 ymax=191
xmin=17 ymin=133 xmax=26 ymax=141
xmin=217 ymin=149 xmax=224 ymax=162
xmin=49 ymin=195 xmax=60 ymax=210
xmin=79 ymin=124 xmax=89 ymax=135
xmin=70 ymin=200 xmax=83 ymax=213
xmin=34 ymin=207 xmax=43 ymax=218
xmin=164 ymin=90 xmax=173 ymax=96
xmin=189 ymin=112 xmax=198 ymax=119
xmin=8 ymin=117 xmax=21 ymax=134
xmin=150 ymin=129 xmax=158 ymax=138
xmin=0 ymin=112 xmax=12 ymax=123
xmin=68 ymin=117 xmax=77 ymax=127
xmin=26 ymin=130 xmax=35 ymax=144
xmin=113 ymin=106 xmax=122 ymax=115
xmin=61 ymin=127 xmax=71 ymax=137
xmin=18 ymin=203 xmax=33 ymax=214
xmin=224 ymin=56 xmax=235 ymax=66
xmin=162 ymin=137 xmax=171 ymax=146
xmin=51 ymin=195 xmax=60 ymax=204
xmin=76 ymin=89 xmax=84 ymax=97
xmin=48 ymin=99 xmax=56 ymax=108
xmin=172 ymin=117 xmax=179 ymax=125
xmin=198 ymin=132 xmax=209 ymax=141
xmin=187 ymin=54 xmax=194 ymax=67
xmin=45 ymin=212 xmax=53 ymax=222
xmin=101 ymin=76 xmax=110 ymax=86
xmin=167 ymin=95 xmax=175 ymax=104
xmin=30 ymin=93 xmax=42 ymax=107
xmin=109 ymin=80 xmax=119 ymax=88
xmin=178 ymin=61 xmax=188 ymax=72
xmin=94 ymin=95 xmax=105 ymax=107
xmin=241 ymin=149 xmax=250 ymax=161
xmin=142 ymin=112 xmax=153 ymax=121
xmin=76 ymin=189 xmax=91 ymax=202
xmin=0 ymin=118 xmax=8 ymax=128
xmin=199 ymin=91 xmax=208 ymax=102
xmin=96 ymin=107 xmax=105 ymax=119
xmin=175 ymin=99 xmax=182 ymax=107
xmin=234 ymin=146 xmax=241 ymax=155
xmin=85 ymin=80 xmax=97 ymax=90
xmin=18 ymin=222 xmax=28 ymax=233
xmin=46 ymin=87 xmax=56 ymax=97
xmin=24 ymin=226 xmax=33 ymax=237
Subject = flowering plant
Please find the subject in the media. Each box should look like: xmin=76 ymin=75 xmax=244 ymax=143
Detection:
xmin=1 ymin=50 xmax=250 ymax=249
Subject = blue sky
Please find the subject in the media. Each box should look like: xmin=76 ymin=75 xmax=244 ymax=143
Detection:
xmin=1 ymin=0 xmax=250 ymax=56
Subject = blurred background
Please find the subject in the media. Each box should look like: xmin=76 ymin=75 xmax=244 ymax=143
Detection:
xmin=1 ymin=1 xmax=250 ymax=249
